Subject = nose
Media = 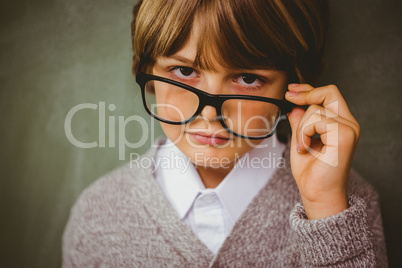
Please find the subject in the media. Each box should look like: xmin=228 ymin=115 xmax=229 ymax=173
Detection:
xmin=199 ymin=105 xmax=219 ymax=122
xmin=196 ymin=74 xmax=224 ymax=122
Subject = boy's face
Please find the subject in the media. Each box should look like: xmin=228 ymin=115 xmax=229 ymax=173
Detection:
xmin=151 ymin=26 xmax=288 ymax=170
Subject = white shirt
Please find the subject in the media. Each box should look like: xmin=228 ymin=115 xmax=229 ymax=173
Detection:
xmin=154 ymin=135 xmax=286 ymax=254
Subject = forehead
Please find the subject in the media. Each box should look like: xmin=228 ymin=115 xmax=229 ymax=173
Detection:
xmin=175 ymin=24 xmax=198 ymax=61
xmin=160 ymin=18 xmax=279 ymax=72
xmin=138 ymin=0 xmax=297 ymax=74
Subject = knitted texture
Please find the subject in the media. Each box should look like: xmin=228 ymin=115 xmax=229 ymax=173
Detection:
xmin=62 ymin=139 xmax=388 ymax=267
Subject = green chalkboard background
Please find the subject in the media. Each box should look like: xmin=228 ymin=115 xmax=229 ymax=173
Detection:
xmin=1 ymin=0 xmax=401 ymax=267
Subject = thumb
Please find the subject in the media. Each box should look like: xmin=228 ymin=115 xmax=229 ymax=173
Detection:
xmin=287 ymin=107 xmax=304 ymax=133
xmin=287 ymin=107 xmax=305 ymax=151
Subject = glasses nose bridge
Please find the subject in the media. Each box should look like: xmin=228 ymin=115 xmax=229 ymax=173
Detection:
xmin=197 ymin=91 xmax=224 ymax=115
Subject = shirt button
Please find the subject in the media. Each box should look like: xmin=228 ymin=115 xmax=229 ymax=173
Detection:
xmin=202 ymin=194 xmax=215 ymax=204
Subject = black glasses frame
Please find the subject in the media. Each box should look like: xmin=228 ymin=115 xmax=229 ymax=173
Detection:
xmin=136 ymin=73 xmax=295 ymax=140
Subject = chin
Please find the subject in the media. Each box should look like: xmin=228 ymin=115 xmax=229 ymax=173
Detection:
xmin=184 ymin=146 xmax=238 ymax=167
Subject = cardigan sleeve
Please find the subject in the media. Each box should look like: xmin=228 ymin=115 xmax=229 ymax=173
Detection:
xmin=289 ymin=194 xmax=388 ymax=267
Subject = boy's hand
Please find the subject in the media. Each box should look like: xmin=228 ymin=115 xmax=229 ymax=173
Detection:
xmin=285 ymin=84 xmax=360 ymax=220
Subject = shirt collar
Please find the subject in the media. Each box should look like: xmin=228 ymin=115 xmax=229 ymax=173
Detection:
xmin=154 ymin=139 xmax=205 ymax=219
xmin=154 ymin=134 xmax=286 ymax=222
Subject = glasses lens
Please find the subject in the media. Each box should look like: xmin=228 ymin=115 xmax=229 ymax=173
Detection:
xmin=144 ymin=80 xmax=199 ymax=123
xmin=222 ymin=99 xmax=281 ymax=138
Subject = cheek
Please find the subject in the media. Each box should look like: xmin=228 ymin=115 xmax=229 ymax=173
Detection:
xmin=160 ymin=123 xmax=185 ymax=144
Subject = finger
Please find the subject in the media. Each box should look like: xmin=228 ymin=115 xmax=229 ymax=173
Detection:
xmin=298 ymin=104 xmax=360 ymax=140
xmin=299 ymin=117 xmax=343 ymax=168
xmin=297 ymin=111 xmax=325 ymax=154
xmin=288 ymin=83 xmax=314 ymax=93
xmin=300 ymin=115 xmax=337 ymax=153
xmin=300 ymin=118 xmax=358 ymax=166
xmin=297 ymin=111 xmax=359 ymax=154
xmin=286 ymin=84 xmax=357 ymax=125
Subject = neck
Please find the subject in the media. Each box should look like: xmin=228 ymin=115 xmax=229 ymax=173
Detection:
xmin=196 ymin=164 xmax=234 ymax=188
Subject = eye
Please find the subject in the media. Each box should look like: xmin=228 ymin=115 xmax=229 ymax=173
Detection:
xmin=172 ymin=66 xmax=198 ymax=79
xmin=235 ymin=74 xmax=263 ymax=88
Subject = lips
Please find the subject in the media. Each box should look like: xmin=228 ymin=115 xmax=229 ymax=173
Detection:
xmin=187 ymin=131 xmax=232 ymax=145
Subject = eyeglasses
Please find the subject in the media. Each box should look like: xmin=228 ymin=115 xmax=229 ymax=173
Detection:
xmin=136 ymin=73 xmax=295 ymax=140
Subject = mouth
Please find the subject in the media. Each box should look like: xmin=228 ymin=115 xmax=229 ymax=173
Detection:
xmin=186 ymin=131 xmax=232 ymax=145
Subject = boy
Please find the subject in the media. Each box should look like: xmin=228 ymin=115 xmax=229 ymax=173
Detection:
xmin=63 ymin=0 xmax=387 ymax=266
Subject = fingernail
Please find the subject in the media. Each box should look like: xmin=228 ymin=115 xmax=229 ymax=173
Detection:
xmin=289 ymin=83 xmax=299 ymax=88
xmin=287 ymin=91 xmax=299 ymax=97
xmin=296 ymin=143 xmax=301 ymax=153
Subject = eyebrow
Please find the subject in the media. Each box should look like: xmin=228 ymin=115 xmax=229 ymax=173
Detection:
xmin=169 ymin=55 xmax=194 ymax=64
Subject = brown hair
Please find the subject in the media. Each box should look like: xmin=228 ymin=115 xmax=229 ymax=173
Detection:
xmin=131 ymin=0 xmax=329 ymax=84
